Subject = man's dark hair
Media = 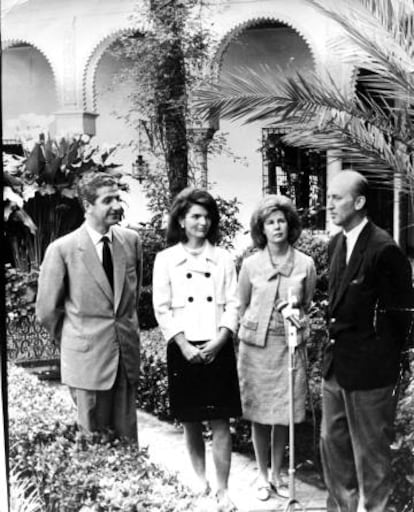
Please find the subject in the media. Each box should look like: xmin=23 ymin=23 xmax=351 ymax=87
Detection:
xmin=77 ymin=172 xmax=118 ymax=210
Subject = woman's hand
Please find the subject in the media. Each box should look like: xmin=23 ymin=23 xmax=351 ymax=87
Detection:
xmin=199 ymin=339 xmax=223 ymax=364
xmin=173 ymin=333 xmax=204 ymax=364
xmin=180 ymin=342 xmax=205 ymax=364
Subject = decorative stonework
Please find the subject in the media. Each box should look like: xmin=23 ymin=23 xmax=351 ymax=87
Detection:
xmin=209 ymin=12 xmax=320 ymax=78
xmin=2 ymin=38 xmax=59 ymax=102
xmin=83 ymin=21 xmax=150 ymax=112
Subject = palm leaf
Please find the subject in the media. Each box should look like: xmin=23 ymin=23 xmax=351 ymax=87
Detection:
xmin=307 ymin=0 xmax=414 ymax=103
xmin=194 ymin=0 xmax=414 ymax=195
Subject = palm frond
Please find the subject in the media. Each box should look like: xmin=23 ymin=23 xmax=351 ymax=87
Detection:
xmin=307 ymin=0 xmax=414 ymax=103
xmin=195 ymin=65 xmax=357 ymax=124
xmin=193 ymin=1 xmax=414 ymax=195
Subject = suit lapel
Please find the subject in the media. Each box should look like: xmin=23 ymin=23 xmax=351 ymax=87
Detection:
xmin=78 ymin=225 xmax=113 ymax=303
xmin=331 ymin=222 xmax=372 ymax=312
xmin=262 ymin=246 xmax=295 ymax=282
xmin=112 ymin=229 xmax=126 ymax=313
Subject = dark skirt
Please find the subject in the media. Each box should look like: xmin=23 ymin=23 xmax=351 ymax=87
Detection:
xmin=167 ymin=338 xmax=242 ymax=422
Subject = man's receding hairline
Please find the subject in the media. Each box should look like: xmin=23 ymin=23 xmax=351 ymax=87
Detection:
xmin=333 ymin=170 xmax=368 ymax=198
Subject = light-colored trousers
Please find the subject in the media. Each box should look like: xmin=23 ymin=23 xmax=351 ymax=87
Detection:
xmin=70 ymin=361 xmax=138 ymax=443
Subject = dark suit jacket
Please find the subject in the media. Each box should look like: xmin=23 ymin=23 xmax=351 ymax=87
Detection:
xmin=323 ymin=221 xmax=413 ymax=390
xmin=36 ymin=223 xmax=143 ymax=390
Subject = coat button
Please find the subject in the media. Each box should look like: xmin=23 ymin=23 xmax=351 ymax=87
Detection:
xmin=188 ymin=297 xmax=194 ymax=302
xmin=330 ymin=339 xmax=335 ymax=345
xmin=186 ymin=273 xmax=192 ymax=278
xmin=205 ymin=272 xmax=211 ymax=278
xmin=331 ymin=318 xmax=336 ymax=323
xmin=206 ymin=296 xmax=213 ymax=302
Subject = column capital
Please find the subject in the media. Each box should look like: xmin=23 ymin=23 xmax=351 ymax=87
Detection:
xmin=53 ymin=111 xmax=99 ymax=136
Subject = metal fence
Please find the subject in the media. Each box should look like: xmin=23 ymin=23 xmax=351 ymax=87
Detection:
xmin=6 ymin=313 xmax=60 ymax=379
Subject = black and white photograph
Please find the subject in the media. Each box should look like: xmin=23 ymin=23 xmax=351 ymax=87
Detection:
xmin=2 ymin=1 xmax=414 ymax=511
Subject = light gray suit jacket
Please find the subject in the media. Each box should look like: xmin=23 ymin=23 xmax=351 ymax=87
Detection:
xmin=36 ymin=223 xmax=143 ymax=390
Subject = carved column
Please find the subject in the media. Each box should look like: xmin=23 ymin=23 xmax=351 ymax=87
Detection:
xmin=54 ymin=16 xmax=98 ymax=136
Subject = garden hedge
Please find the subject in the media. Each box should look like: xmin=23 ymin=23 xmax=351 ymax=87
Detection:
xmin=8 ymin=364 xmax=198 ymax=512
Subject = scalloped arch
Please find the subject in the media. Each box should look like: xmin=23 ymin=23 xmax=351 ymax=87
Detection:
xmin=211 ymin=13 xmax=320 ymax=78
xmin=3 ymin=38 xmax=59 ymax=100
xmin=83 ymin=24 xmax=148 ymax=112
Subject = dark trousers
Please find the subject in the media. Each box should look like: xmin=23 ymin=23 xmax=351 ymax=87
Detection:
xmin=320 ymin=374 xmax=395 ymax=512
xmin=70 ymin=362 xmax=138 ymax=443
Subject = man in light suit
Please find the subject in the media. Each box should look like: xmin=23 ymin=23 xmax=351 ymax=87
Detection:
xmin=36 ymin=172 xmax=143 ymax=442
xmin=321 ymin=170 xmax=413 ymax=511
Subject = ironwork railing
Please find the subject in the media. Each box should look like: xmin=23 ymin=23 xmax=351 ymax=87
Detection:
xmin=7 ymin=313 xmax=60 ymax=379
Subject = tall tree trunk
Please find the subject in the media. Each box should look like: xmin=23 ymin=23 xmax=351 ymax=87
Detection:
xmin=151 ymin=0 xmax=189 ymax=199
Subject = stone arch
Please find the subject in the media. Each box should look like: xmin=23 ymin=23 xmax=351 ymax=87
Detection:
xmin=83 ymin=23 xmax=148 ymax=112
xmin=211 ymin=13 xmax=320 ymax=79
xmin=2 ymin=38 xmax=58 ymax=97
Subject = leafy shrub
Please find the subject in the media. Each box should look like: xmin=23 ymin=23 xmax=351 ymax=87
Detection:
xmin=5 ymin=264 xmax=39 ymax=323
xmin=390 ymin=354 xmax=414 ymax=511
xmin=138 ymin=328 xmax=171 ymax=420
xmin=8 ymin=364 xmax=197 ymax=511
xmin=138 ymin=285 xmax=158 ymax=330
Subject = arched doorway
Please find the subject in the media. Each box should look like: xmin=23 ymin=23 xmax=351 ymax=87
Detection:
xmin=2 ymin=43 xmax=57 ymax=138
xmin=210 ymin=20 xmax=325 ymax=230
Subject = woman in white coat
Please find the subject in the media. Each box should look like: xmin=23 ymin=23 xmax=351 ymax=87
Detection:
xmin=153 ymin=187 xmax=241 ymax=512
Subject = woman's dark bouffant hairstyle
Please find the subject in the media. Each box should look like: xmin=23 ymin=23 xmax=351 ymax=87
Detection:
xmin=250 ymin=195 xmax=302 ymax=248
xmin=166 ymin=187 xmax=220 ymax=246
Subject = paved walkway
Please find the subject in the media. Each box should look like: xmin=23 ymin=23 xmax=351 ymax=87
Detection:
xmin=138 ymin=410 xmax=327 ymax=512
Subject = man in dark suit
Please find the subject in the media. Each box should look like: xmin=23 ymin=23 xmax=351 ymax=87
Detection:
xmin=321 ymin=170 xmax=413 ymax=512
xmin=36 ymin=172 xmax=142 ymax=442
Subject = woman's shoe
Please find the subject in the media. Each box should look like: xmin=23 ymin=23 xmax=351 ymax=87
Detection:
xmin=216 ymin=490 xmax=238 ymax=512
xmin=269 ymin=479 xmax=289 ymax=499
xmin=256 ymin=483 xmax=271 ymax=501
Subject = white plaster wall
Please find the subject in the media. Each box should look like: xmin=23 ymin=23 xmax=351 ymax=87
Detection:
xmin=2 ymin=0 xmax=356 ymax=245
xmin=2 ymin=46 xmax=57 ymax=137
xmin=2 ymin=0 xmax=140 ymax=107
xmin=208 ymin=23 xmax=315 ymax=249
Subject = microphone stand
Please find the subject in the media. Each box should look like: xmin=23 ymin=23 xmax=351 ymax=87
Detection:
xmin=282 ymin=295 xmax=306 ymax=512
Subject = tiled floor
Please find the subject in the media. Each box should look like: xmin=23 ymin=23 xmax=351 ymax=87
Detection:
xmin=138 ymin=410 xmax=327 ymax=512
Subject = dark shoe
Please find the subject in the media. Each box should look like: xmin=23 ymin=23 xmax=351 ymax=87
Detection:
xmin=269 ymin=479 xmax=289 ymax=499
xmin=256 ymin=483 xmax=271 ymax=501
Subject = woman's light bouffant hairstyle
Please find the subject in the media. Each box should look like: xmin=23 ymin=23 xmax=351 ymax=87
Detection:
xmin=250 ymin=195 xmax=302 ymax=249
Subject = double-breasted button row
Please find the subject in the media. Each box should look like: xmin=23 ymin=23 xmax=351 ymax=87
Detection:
xmin=186 ymin=272 xmax=211 ymax=278
xmin=188 ymin=296 xmax=213 ymax=302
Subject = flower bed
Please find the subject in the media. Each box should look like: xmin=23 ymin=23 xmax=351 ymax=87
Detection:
xmin=8 ymin=364 xmax=197 ymax=511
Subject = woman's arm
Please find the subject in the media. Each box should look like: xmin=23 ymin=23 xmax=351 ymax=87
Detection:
xmin=152 ymin=252 xmax=184 ymax=342
xmin=153 ymin=252 xmax=204 ymax=363
xmin=237 ymin=260 xmax=252 ymax=318
xmin=219 ymin=251 xmax=239 ymax=334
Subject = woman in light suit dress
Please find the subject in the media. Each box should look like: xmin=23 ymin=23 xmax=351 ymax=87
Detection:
xmin=237 ymin=195 xmax=316 ymax=501
xmin=153 ymin=187 xmax=241 ymax=512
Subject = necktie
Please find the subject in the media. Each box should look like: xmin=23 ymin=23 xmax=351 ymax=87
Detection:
xmin=101 ymin=236 xmax=113 ymax=290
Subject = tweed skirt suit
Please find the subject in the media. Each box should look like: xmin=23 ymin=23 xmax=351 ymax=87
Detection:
xmin=237 ymin=247 xmax=316 ymax=425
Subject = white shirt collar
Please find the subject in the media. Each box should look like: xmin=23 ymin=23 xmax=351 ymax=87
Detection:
xmin=85 ymin=223 xmax=113 ymax=246
xmin=343 ymin=217 xmax=368 ymax=262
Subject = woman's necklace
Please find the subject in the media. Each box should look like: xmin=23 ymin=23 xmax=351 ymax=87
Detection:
xmin=267 ymin=245 xmax=289 ymax=267
xmin=183 ymin=242 xmax=206 ymax=256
